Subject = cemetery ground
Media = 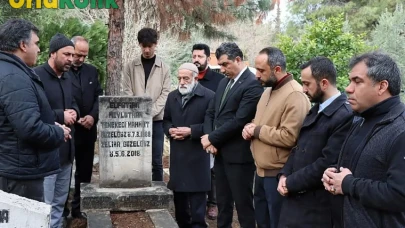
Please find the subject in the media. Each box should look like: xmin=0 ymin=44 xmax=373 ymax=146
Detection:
xmin=68 ymin=139 xmax=240 ymax=227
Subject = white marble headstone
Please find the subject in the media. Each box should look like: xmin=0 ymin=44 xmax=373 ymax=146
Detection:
xmin=0 ymin=190 xmax=51 ymax=228
xmin=98 ymin=96 xmax=153 ymax=188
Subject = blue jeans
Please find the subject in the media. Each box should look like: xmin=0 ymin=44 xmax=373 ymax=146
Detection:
xmin=44 ymin=163 xmax=72 ymax=228
xmin=254 ymin=174 xmax=283 ymax=228
xmin=152 ymin=121 xmax=164 ymax=181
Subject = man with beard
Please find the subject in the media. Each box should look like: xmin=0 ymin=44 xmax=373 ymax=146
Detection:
xmin=192 ymin=43 xmax=224 ymax=92
xmin=202 ymin=42 xmax=263 ymax=228
xmin=122 ymin=28 xmax=170 ymax=182
xmin=322 ymin=52 xmax=405 ymax=228
xmin=242 ymin=47 xmax=310 ymax=228
xmin=34 ymin=33 xmax=79 ymax=228
xmin=191 ymin=43 xmax=223 ymax=220
xmin=276 ymin=56 xmax=353 ymax=228
xmin=64 ymin=36 xmax=103 ymax=219
xmin=164 ymin=63 xmax=214 ymax=228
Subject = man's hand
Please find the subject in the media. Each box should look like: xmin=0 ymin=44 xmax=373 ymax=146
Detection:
xmin=55 ymin=122 xmax=71 ymax=142
xmin=176 ymin=127 xmax=191 ymax=138
xmin=169 ymin=128 xmax=178 ymax=137
xmin=322 ymin=167 xmax=336 ymax=193
xmin=169 ymin=127 xmax=191 ymax=140
xmin=322 ymin=167 xmax=352 ymax=195
xmin=79 ymin=115 xmax=94 ymax=129
xmin=277 ymin=175 xmax=288 ymax=196
xmin=242 ymin=123 xmax=256 ymax=140
xmin=201 ymin=134 xmax=211 ymax=149
xmin=64 ymin=110 xmax=76 ymax=126
xmin=66 ymin=109 xmax=77 ymax=120
xmin=206 ymin=145 xmax=218 ymax=155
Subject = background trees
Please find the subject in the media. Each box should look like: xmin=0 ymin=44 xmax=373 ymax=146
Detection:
xmin=277 ymin=15 xmax=372 ymax=91
xmin=0 ymin=0 xmax=403 ymax=96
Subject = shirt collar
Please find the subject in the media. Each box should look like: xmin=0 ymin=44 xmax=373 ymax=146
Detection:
xmin=318 ymin=92 xmax=341 ymax=113
xmin=232 ymin=66 xmax=247 ymax=83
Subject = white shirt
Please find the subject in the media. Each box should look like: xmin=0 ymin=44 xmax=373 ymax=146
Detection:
xmin=318 ymin=92 xmax=341 ymax=113
xmin=229 ymin=66 xmax=247 ymax=88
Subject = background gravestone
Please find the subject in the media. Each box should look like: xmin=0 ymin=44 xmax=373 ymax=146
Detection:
xmin=98 ymin=96 xmax=153 ymax=188
xmin=0 ymin=191 xmax=51 ymax=228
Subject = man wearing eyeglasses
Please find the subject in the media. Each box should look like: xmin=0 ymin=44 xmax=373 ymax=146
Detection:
xmin=66 ymin=36 xmax=103 ymax=219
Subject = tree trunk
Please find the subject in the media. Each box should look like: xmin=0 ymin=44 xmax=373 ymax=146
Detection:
xmin=275 ymin=0 xmax=281 ymax=33
xmin=106 ymin=0 xmax=125 ymax=96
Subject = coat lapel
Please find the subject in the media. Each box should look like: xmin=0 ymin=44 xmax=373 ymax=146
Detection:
xmin=301 ymin=105 xmax=320 ymax=128
xmin=218 ymin=70 xmax=249 ymax=113
xmin=69 ymin=71 xmax=81 ymax=89
xmin=215 ymin=79 xmax=229 ymax=117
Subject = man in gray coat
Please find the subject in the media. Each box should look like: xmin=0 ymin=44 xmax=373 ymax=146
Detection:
xmin=323 ymin=52 xmax=405 ymax=228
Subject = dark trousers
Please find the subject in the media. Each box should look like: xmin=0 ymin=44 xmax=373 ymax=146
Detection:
xmin=174 ymin=191 xmax=207 ymax=228
xmin=254 ymin=174 xmax=283 ymax=228
xmin=0 ymin=176 xmax=44 ymax=202
xmin=152 ymin=120 xmax=164 ymax=181
xmin=71 ymin=142 xmax=95 ymax=214
xmin=207 ymin=168 xmax=216 ymax=206
xmin=215 ymin=156 xmax=255 ymax=228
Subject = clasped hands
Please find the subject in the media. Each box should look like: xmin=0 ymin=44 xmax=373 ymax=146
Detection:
xmin=322 ymin=167 xmax=352 ymax=195
xmin=55 ymin=122 xmax=71 ymax=142
xmin=242 ymin=123 xmax=256 ymax=140
xmin=200 ymin=134 xmax=217 ymax=155
xmin=169 ymin=127 xmax=191 ymax=140
xmin=276 ymin=167 xmax=352 ymax=197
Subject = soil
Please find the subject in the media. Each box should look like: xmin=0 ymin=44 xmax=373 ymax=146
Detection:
xmin=66 ymin=218 xmax=87 ymax=228
xmin=111 ymin=212 xmax=154 ymax=228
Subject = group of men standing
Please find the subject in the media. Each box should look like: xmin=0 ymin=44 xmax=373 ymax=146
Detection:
xmin=0 ymin=18 xmax=405 ymax=228
xmin=0 ymin=19 xmax=102 ymax=228
xmin=161 ymin=33 xmax=405 ymax=228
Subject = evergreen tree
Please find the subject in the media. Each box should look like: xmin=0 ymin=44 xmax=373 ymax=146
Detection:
xmin=289 ymin=0 xmax=403 ymax=35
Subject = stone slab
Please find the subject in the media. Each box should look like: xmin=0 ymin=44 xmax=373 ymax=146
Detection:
xmin=98 ymin=96 xmax=153 ymax=188
xmin=147 ymin=209 xmax=179 ymax=228
xmin=81 ymin=182 xmax=173 ymax=212
xmin=87 ymin=211 xmax=113 ymax=228
xmin=0 ymin=190 xmax=51 ymax=228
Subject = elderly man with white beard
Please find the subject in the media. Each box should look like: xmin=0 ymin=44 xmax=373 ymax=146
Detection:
xmin=163 ymin=63 xmax=215 ymax=228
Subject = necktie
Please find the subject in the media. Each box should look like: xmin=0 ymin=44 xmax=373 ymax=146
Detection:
xmin=220 ymin=79 xmax=234 ymax=108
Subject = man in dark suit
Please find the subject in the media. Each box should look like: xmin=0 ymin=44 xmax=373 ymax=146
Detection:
xmin=34 ymin=33 xmax=79 ymax=228
xmin=164 ymin=63 xmax=214 ymax=228
xmin=67 ymin=36 xmax=103 ymax=219
xmin=277 ymin=57 xmax=353 ymax=228
xmin=201 ymin=42 xmax=263 ymax=228
xmin=192 ymin=43 xmax=224 ymax=220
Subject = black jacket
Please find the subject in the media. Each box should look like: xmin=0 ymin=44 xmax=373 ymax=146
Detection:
xmin=68 ymin=63 xmax=103 ymax=144
xmin=198 ymin=67 xmax=224 ymax=92
xmin=204 ymin=69 xmax=263 ymax=163
xmin=0 ymin=52 xmax=65 ymax=180
xmin=338 ymin=96 xmax=405 ymax=228
xmin=278 ymin=93 xmax=353 ymax=228
xmin=163 ymin=83 xmax=215 ymax=192
xmin=34 ymin=62 xmax=79 ymax=165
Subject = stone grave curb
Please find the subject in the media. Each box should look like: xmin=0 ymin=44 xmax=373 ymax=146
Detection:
xmin=146 ymin=209 xmax=179 ymax=228
xmin=81 ymin=181 xmax=173 ymax=212
xmin=87 ymin=211 xmax=113 ymax=228
xmin=86 ymin=209 xmax=178 ymax=228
